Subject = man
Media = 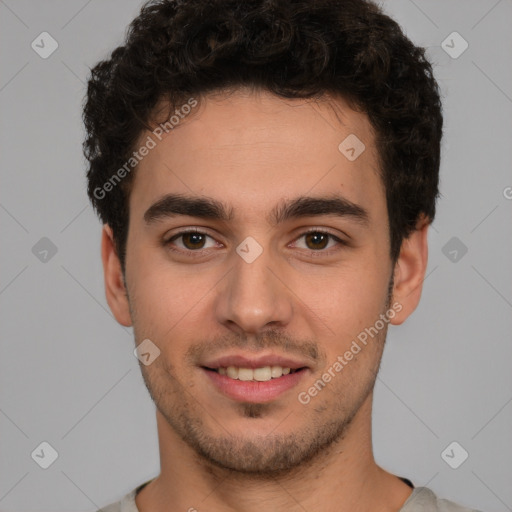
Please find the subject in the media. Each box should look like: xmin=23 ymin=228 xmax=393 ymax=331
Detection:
xmin=83 ymin=0 xmax=480 ymax=510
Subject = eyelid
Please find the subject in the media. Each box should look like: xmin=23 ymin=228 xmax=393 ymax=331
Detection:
xmin=291 ymin=226 xmax=346 ymax=240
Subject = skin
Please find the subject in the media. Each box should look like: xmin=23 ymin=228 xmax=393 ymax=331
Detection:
xmin=101 ymin=87 xmax=429 ymax=512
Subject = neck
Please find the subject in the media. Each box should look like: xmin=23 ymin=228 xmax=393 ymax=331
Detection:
xmin=136 ymin=393 xmax=412 ymax=512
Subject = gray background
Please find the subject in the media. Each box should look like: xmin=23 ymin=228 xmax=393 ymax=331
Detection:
xmin=1 ymin=0 xmax=511 ymax=510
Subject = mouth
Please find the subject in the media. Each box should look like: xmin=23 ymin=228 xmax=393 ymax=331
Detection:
xmin=201 ymin=364 xmax=309 ymax=403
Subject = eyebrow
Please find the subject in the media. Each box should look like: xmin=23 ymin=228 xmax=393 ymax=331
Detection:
xmin=143 ymin=193 xmax=369 ymax=227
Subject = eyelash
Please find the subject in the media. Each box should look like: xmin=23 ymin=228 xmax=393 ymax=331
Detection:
xmin=163 ymin=228 xmax=347 ymax=258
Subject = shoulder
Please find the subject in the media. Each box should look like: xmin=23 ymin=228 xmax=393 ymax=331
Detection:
xmin=401 ymin=487 xmax=483 ymax=512
xmin=95 ymin=488 xmax=138 ymax=512
xmin=96 ymin=503 xmax=122 ymax=512
xmin=96 ymin=478 xmax=154 ymax=512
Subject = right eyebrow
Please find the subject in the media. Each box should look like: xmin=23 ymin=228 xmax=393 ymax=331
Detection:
xmin=144 ymin=193 xmax=234 ymax=224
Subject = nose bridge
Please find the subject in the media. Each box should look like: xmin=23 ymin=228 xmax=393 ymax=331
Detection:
xmin=216 ymin=238 xmax=293 ymax=332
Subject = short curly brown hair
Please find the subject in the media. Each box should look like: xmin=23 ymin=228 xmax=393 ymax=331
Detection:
xmin=83 ymin=0 xmax=443 ymax=272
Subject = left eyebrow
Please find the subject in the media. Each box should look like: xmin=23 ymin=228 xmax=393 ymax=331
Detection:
xmin=143 ymin=193 xmax=370 ymax=228
xmin=268 ymin=195 xmax=370 ymax=228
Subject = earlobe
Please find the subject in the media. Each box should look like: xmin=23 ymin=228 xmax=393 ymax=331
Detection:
xmin=389 ymin=216 xmax=430 ymax=326
xmin=101 ymin=225 xmax=133 ymax=327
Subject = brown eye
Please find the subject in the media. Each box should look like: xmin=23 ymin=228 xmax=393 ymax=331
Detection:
xmin=291 ymin=229 xmax=346 ymax=256
xmin=166 ymin=230 xmax=217 ymax=253
xmin=304 ymin=232 xmax=330 ymax=250
xmin=181 ymin=232 xmax=207 ymax=250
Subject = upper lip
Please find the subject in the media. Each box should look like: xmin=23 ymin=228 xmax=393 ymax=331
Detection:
xmin=201 ymin=353 xmax=311 ymax=370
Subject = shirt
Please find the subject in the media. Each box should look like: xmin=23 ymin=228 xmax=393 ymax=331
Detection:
xmin=97 ymin=477 xmax=482 ymax=512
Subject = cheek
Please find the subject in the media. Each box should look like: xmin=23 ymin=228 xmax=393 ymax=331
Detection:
xmin=296 ymin=262 xmax=388 ymax=335
xmin=128 ymin=255 xmax=217 ymax=345
xmin=134 ymin=277 xmax=190 ymax=325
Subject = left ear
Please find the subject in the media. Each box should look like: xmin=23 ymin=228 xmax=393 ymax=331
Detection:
xmin=389 ymin=215 xmax=430 ymax=325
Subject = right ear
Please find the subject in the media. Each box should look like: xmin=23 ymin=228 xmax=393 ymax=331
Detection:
xmin=101 ymin=225 xmax=132 ymax=327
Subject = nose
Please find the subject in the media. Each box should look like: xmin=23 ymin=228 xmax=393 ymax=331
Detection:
xmin=214 ymin=240 xmax=294 ymax=335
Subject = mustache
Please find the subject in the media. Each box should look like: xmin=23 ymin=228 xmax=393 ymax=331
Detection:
xmin=185 ymin=329 xmax=322 ymax=366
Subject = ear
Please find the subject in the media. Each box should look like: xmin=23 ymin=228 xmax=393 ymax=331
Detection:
xmin=389 ymin=215 xmax=430 ymax=325
xmin=101 ymin=225 xmax=132 ymax=327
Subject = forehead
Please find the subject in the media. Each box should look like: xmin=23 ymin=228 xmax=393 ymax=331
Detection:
xmin=129 ymin=88 xmax=385 ymax=225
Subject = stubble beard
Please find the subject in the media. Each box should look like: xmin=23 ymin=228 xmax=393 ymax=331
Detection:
xmin=138 ymin=337 xmax=384 ymax=479
xmin=131 ymin=274 xmax=394 ymax=479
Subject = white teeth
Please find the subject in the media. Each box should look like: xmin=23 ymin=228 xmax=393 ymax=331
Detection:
xmin=216 ymin=365 xmax=294 ymax=381
xmin=226 ymin=366 xmax=238 ymax=379
xmin=271 ymin=365 xmax=283 ymax=378
xmin=238 ymin=368 xmax=253 ymax=381
xmin=253 ymin=366 xmax=272 ymax=381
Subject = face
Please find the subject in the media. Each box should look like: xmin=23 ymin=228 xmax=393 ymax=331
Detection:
xmin=102 ymin=87 xmax=426 ymax=476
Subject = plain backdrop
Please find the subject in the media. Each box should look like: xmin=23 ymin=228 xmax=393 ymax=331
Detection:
xmin=1 ymin=1 xmax=511 ymax=511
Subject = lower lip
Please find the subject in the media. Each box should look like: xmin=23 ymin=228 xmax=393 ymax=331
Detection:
xmin=202 ymin=368 xmax=308 ymax=403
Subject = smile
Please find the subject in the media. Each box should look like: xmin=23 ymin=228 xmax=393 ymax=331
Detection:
xmin=202 ymin=366 xmax=309 ymax=403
